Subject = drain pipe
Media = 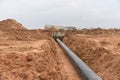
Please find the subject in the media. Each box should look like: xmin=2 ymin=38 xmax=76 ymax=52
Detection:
xmin=56 ymin=39 xmax=102 ymax=80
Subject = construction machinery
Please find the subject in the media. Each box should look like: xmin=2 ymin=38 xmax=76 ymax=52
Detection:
xmin=51 ymin=30 xmax=102 ymax=80
xmin=52 ymin=30 xmax=65 ymax=41
xmin=56 ymin=39 xmax=102 ymax=80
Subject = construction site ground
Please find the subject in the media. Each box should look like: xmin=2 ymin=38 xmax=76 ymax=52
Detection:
xmin=0 ymin=30 xmax=81 ymax=80
xmin=64 ymin=34 xmax=120 ymax=80
xmin=0 ymin=19 xmax=120 ymax=80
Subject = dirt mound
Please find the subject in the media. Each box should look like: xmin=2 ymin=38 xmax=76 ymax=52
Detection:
xmin=64 ymin=35 xmax=120 ymax=80
xmin=0 ymin=29 xmax=50 ymax=41
xmin=64 ymin=28 xmax=120 ymax=37
xmin=0 ymin=39 xmax=71 ymax=80
xmin=0 ymin=19 xmax=81 ymax=80
xmin=0 ymin=19 xmax=27 ymax=30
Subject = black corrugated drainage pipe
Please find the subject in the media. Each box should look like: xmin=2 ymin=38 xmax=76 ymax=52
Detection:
xmin=56 ymin=39 xmax=102 ymax=80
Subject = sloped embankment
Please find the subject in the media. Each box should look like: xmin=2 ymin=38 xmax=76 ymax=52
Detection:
xmin=63 ymin=35 xmax=120 ymax=80
xmin=0 ymin=39 xmax=71 ymax=80
xmin=0 ymin=29 xmax=50 ymax=41
xmin=0 ymin=19 xmax=81 ymax=80
xmin=0 ymin=19 xmax=26 ymax=30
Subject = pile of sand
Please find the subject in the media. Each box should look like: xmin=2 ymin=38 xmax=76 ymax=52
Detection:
xmin=64 ymin=35 xmax=120 ymax=80
xmin=0 ymin=19 xmax=50 ymax=41
xmin=0 ymin=19 xmax=80 ymax=80
xmin=0 ymin=39 xmax=70 ymax=80
xmin=2 ymin=29 xmax=50 ymax=41
xmin=0 ymin=19 xmax=26 ymax=30
xmin=64 ymin=28 xmax=120 ymax=37
xmin=0 ymin=19 xmax=68 ymax=80
xmin=1 ymin=18 xmax=120 ymax=80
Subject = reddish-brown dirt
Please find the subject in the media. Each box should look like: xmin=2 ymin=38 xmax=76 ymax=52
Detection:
xmin=64 ymin=28 xmax=120 ymax=37
xmin=0 ymin=19 xmax=81 ymax=80
xmin=0 ymin=19 xmax=120 ymax=80
xmin=64 ymin=34 xmax=120 ymax=80
xmin=0 ymin=39 xmax=82 ymax=80
xmin=0 ymin=19 xmax=27 ymax=30
xmin=0 ymin=34 xmax=81 ymax=80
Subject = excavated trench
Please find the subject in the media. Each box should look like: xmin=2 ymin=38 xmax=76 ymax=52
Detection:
xmin=0 ymin=30 xmax=120 ymax=80
xmin=63 ymin=35 xmax=120 ymax=80
xmin=56 ymin=39 xmax=102 ymax=80
xmin=0 ymin=28 xmax=120 ymax=80
xmin=0 ymin=19 xmax=120 ymax=80
xmin=0 ymin=29 xmax=81 ymax=80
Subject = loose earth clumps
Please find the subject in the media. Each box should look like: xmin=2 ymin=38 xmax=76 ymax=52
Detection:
xmin=0 ymin=19 xmax=120 ymax=80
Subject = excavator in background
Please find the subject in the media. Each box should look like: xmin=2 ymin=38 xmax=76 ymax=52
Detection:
xmin=52 ymin=29 xmax=65 ymax=41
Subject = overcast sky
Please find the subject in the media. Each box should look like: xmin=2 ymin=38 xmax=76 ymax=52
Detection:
xmin=0 ymin=0 xmax=120 ymax=29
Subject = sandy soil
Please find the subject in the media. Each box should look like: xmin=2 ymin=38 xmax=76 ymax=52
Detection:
xmin=0 ymin=39 xmax=81 ymax=80
xmin=64 ymin=34 xmax=120 ymax=80
xmin=0 ymin=19 xmax=120 ymax=80
xmin=52 ymin=39 xmax=81 ymax=80
xmin=0 ymin=19 xmax=26 ymax=30
xmin=0 ymin=19 xmax=81 ymax=80
xmin=0 ymin=29 xmax=81 ymax=80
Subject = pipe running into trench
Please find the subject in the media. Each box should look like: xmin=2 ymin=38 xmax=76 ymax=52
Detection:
xmin=56 ymin=39 xmax=102 ymax=80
